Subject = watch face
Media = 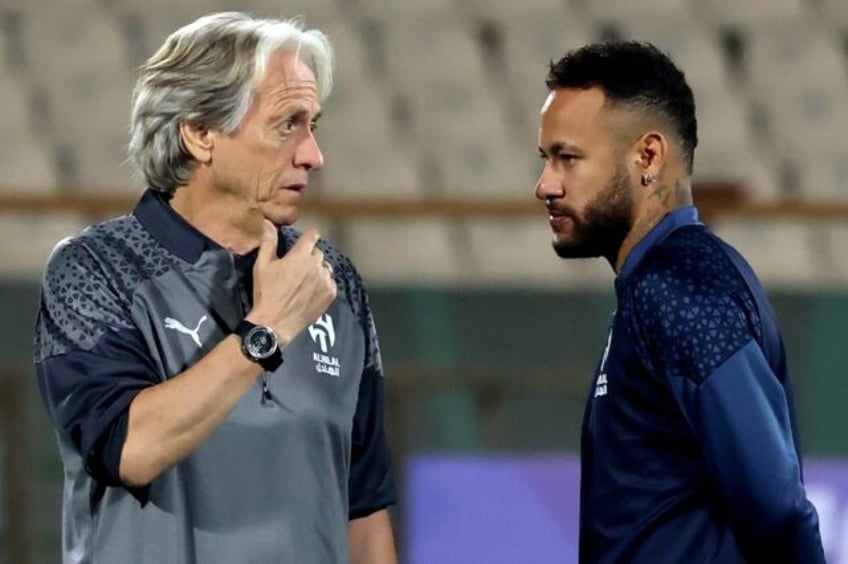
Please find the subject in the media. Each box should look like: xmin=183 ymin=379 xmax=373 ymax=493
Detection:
xmin=245 ymin=326 xmax=278 ymax=359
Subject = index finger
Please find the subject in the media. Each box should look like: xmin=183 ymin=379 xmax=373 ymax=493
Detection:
xmin=290 ymin=228 xmax=321 ymax=255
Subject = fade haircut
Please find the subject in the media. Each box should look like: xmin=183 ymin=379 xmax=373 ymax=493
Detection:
xmin=546 ymin=41 xmax=697 ymax=173
xmin=129 ymin=12 xmax=334 ymax=195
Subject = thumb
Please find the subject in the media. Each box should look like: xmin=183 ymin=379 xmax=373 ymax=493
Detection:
xmin=256 ymin=220 xmax=278 ymax=268
xmin=291 ymin=228 xmax=321 ymax=256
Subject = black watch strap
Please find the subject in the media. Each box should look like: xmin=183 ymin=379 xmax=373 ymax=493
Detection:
xmin=233 ymin=319 xmax=256 ymax=339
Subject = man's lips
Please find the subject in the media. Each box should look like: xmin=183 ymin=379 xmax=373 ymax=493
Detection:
xmin=550 ymin=215 xmax=570 ymax=229
xmin=547 ymin=206 xmax=574 ymax=229
xmin=284 ymin=183 xmax=305 ymax=193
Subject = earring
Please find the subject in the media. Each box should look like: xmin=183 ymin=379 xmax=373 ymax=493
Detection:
xmin=641 ymin=173 xmax=655 ymax=186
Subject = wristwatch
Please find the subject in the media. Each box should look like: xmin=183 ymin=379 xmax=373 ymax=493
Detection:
xmin=234 ymin=319 xmax=283 ymax=371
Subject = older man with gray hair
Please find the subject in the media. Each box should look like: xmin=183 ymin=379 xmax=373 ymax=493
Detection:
xmin=34 ymin=12 xmax=396 ymax=563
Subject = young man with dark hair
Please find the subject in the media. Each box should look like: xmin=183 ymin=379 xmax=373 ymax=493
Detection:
xmin=536 ymin=41 xmax=824 ymax=563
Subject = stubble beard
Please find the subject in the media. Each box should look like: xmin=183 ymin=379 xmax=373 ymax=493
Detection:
xmin=553 ymin=167 xmax=634 ymax=263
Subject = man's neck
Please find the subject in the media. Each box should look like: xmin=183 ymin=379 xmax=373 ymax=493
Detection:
xmin=613 ymin=175 xmax=693 ymax=273
xmin=169 ymin=184 xmax=264 ymax=256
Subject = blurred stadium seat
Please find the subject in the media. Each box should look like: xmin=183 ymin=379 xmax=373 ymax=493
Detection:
xmin=820 ymin=0 xmax=848 ymax=27
xmin=584 ymin=0 xmax=695 ymax=27
xmin=0 ymin=214 xmax=87 ymax=277
xmin=745 ymin=24 xmax=848 ymax=166
xmin=344 ymin=219 xmax=465 ymax=285
xmin=703 ymin=0 xmax=805 ymax=28
xmin=799 ymin=157 xmax=848 ymax=199
xmin=0 ymin=69 xmax=56 ymax=191
xmin=716 ymin=221 xmax=823 ymax=286
xmin=19 ymin=2 xmax=138 ymax=191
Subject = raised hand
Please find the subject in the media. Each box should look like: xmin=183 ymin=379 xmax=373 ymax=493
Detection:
xmin=248 ymin=220 xmax=337 ymax=346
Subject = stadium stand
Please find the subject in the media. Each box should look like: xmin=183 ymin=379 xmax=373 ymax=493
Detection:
xmin=0 ymin=0 xmax=845 ymax=283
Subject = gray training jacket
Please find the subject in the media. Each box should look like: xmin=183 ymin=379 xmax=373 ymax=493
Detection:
xmin=34 ymin=189 xmax=395 ymax=564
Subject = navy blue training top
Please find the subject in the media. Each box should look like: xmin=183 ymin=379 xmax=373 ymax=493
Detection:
xmin=579 ymin=207 xmax=824 ymax=563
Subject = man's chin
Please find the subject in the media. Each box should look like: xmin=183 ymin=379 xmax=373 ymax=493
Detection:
xmin=552 ymin=241 xmax=604 ymax=260
xmin=262 ymin=205 xmax=298 ymax=227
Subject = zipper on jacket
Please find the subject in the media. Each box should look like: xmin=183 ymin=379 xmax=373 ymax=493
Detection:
xmin=260 ymin=375 xmax=272 ymax=405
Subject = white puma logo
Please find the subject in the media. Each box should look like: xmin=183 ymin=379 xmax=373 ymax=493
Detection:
xmin=164 ymin=315 xmax=208 ymax=348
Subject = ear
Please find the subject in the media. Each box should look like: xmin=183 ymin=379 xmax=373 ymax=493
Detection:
xmin=632 ymin=131 xmax=669 ymax=187
xmin=179 ymin=121 xmax=215 ymax=164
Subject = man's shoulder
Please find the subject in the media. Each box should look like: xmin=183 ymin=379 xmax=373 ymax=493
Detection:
xmin=631 ymin=225 xmax=747 ymax=297
xmin=36 ymin=215 xmax=148 ymax=361
xmin=623 ymin=226 xmax=762 ymax=382
xmin=43 ymin=213 xmax=172 ymax=295
xmin=44 ymin=216 xmax=121 ymax=274
xmin=648 ymin=224 xmax=730 ymax=270
xmin=48 ymin=214 xmax=146 ymax=263
xmin=623 ymin=224 xmax=757 ymax=334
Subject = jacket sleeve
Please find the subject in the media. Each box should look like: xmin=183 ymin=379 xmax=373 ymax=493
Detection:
xmin=631 ymin=268 xmax=825 ymax=563
xmin=670 ymin=341 xmax=824 ymax=563
xmin=34 ymin=238 xmax=157 ymax=502
xmin=346 ymin=270 xmax=396 ymax=519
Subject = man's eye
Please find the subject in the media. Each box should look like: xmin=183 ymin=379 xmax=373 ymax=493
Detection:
xmin=560 ymin=154 xmax=577 ymax=163
xmin=280 ymin=119 xmax=296 ymax=134
xmin=310 ymin=121 xmax=318 ymax=133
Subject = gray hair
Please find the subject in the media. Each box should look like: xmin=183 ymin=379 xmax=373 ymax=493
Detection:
xmin=129 ymin=12 xmax=334 ymax=195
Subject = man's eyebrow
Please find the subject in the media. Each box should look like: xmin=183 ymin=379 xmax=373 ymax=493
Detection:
xmin=540 ymin=142 xmax=579 ymax=155
xmin=272 ymin=105 xmax=321 ymax=123
xmin=287 ymin=107 xmax=310 ymax=120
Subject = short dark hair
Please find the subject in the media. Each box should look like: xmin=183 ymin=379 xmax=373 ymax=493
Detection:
xmin=546 ymin=41 xmax=697 ymax=173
